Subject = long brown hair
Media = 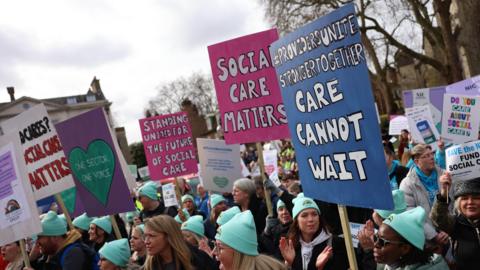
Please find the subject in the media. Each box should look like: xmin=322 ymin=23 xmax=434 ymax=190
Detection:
xmin=287 ymin=210 xmax=330 ymax=247
xmin=143 ymin=215 xmax=193 ymax=270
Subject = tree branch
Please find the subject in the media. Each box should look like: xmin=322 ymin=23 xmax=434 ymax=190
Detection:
xmin=362 ymin=15 xmax=446 ymax=75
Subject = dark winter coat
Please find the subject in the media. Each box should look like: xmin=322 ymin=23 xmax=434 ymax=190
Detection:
xmin=431 ymin=197 xmax=480 ymax=270
xmin=291 ymin=236 xmax=348 ymax=270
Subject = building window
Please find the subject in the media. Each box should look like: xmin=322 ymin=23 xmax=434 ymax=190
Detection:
xmin=67 ymin=97 xmax=77 ymax=104
xmin=86 ymin=95 xmax=97 ymax=102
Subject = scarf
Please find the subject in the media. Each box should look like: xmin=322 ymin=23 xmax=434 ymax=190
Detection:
xmin=299 ymin=230 xmax=330 ymax=270
xmin=388 ymin=160 xmax=399 ymax=190
xmin=414 ymin=165 xmax=438 ymax=205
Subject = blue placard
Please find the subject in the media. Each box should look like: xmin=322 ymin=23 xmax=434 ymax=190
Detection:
xmin=270 ymin=3 xmax=393 ymax=210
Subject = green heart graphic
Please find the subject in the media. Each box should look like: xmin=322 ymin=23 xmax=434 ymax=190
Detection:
xmin=68 ymin=139 xmax=115 ymax=206
xmin=213 ymin=176 xmax=229 ymax=188
xmin=60 ymin=187 xmax=77 ymax=214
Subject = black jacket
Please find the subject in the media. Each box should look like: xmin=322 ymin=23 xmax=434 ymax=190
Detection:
xmin=291 ymin=236 xmax=348 ymax=270
xmin=236 ymin=195 xmax=268 ymax=236
xmin=260 ymin=221 xmax=292 ymax=260
xmin=431 ymin=198 xmax=480 ymax=270
xmin=390 ymin=164 xmax=409 ymax=187
xmin=140 ymin=201 xmax=177 ymax=220
xmin=32 ymin=241 xmax=88 ymax=270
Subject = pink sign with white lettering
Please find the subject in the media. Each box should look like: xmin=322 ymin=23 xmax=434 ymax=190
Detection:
xmin=139 ymin=112 xmax=198 ymax=181
xmin=208 ymin=29 xmax=290 ymax=144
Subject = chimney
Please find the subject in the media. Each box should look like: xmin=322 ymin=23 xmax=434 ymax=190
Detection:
xmin=6 ymin=87 xmax=15 ymax=101
xmin=89 ymin=76 xmax=102 ymax=94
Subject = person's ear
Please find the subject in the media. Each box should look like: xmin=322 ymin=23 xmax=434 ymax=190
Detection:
xmin=399 ymin=243 xmax=411 ymax=257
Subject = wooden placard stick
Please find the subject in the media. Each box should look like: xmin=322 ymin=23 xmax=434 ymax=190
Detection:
xmin=255 ymin=142 xmax=273 ymax=216
xmin=19 ymin=239 xmax=31 ymax=268
xmin=110 ymin=215 xmax=122 ymax=240
xmin=54 ymin=193 xmax=74 ymax=231
xmin=338 ymin=205 xmax=359 ymax=270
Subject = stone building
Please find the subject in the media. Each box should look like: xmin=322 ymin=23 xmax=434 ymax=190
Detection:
xmin=0 ymin=77 xmax=132 ymax=162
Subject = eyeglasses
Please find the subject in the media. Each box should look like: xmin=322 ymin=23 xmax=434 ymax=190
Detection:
xmin=212 ymin=241 xmax=231 ymax=254
xmin=417 ymin=152 xmax=434 ymax=159
xmin=373 ymin=234 xmax=404 ymax=247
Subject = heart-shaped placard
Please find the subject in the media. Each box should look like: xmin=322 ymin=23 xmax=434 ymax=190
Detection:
xmin=213 ymin=176 xmax=229 ymax=188
xmin=68 ymin=139 xmax=115 ymax=205
xmin=60 ymin=187 xmax=77 ymax=214
xmin=265 ymin=165 xmax=275 ymax=175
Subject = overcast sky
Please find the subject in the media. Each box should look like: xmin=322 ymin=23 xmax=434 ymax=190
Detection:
xmin=0 ymin=0 xmax=269 ymax=143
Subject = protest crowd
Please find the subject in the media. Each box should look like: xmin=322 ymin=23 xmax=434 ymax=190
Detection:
xmin=2 ymin=4 xmax=480 ymax=270
xmin=2 ymin=134 xmax=480 ymax=270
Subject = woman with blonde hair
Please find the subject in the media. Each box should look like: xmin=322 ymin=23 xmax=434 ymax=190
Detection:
xmin=129 ymin=224 xmax=146 ymax=266
xmin=143 ymin=215 xmax=216 ymax=270
xmin=215 ymin=210 xmax=287 ymax=270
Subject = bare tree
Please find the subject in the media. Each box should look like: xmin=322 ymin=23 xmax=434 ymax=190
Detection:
xmin=261 ymin=0 xmax=475 ymax=114
xmin=146 ymin=72 xmax=218 ymax=116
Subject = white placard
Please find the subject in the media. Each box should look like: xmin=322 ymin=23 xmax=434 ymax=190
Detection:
xmin=263 ymin=149 xmax=281 ymax=186
xmin=446 ymin=140 xmax=480 ymax=181
xmin=138 ymin=166 xmax=150 ymax=179
xmin=405 ymin=105 xmax=440 ymax=149
xmin=0 ymin=132 xmax=42 ymax=245
xmin=197 ymin=138 xmax=243 ymax=193
xmin=388 ymin=115 xmax=409 ymax=136
xmin=441 ymin=94 xmax=480 ymax=145
xmin=162 ymin=183 xmax=178 ymax=207
xmin=1 ymin=104 xmax=75 ymax=200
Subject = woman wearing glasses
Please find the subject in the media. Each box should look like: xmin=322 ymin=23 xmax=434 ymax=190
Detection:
xmin=143 ymin=215 xmax=216 ymax=270
xmin=280 ymin=195 xmax=348 ymax=270
xmin=373 ymin=207 xmax=448 ymax=270
xmin=399 ymin=144 xmax=450 ymax=250
xmin=214 ymin=210 xmax=286 ymax=270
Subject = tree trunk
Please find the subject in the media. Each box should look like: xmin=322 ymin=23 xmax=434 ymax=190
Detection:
xmin=434 ymin=0 xmax=464 ymax=83
xmin=454 ymin=0 xmax=480 ymax=77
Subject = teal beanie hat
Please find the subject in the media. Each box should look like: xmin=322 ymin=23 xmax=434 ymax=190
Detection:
xmin=215 ymin=210 xmax=258 ymax=256
xmin=277 ymin=199 xmax=286 ymax=211
xmin=383 ymin=206 xmax=426 ymax=250
xmin=125 ymin=212 xmax=134 ymax=223
xmin=175 ymin=209 xmax=191 ymax=224
xmin=138 ymin=181 xmax=158 ymax=200
xmin=292 ymin=195 xmax=320 ymax=219
xmin=182 ymin=194 xmax=194 ymax=204
xmin=217 ymin=206 xmax=241 ymax=226
xmin=181 ymin=215 xmax=205 ymax=237
xmin=210 ymin=194 xmax=226 ymax=208
xmin=72 ymin=213 xmax=94 ymax=231
xmin=91 ymin=216 xmax=113 ymax=234
xmin=99 ymin=238 xmax=131 ymax=267
xmin=58 ymin=214 xmax=67 ymax=227
xmin=125 ymin=210 xmax=140 ymax=223
xmin=40 ymin=211 xmax=68 ymax=236
xmin=376 ymin=190 xmax=407 ymax=219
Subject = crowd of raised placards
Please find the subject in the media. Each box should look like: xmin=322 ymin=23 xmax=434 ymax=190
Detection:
xmin=1 ymin=135 xmax=479 ymax=270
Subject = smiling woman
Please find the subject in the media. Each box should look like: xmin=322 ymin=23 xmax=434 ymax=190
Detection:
xmin=281 ymin=195 xmax=348 ymax=270
xmin=143 ymin=215 xmax=216 ymax=270
xmin=374 ymin=207 xmax=449 ymax=270
xmin=431 ymin=177 xmax=480 ymax=269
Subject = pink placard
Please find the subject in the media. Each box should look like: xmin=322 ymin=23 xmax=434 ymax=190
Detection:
xmin=208 ymin=29 xmax=290 ymax=144
xmin=139 ymin=112 xmax=198 ymax=181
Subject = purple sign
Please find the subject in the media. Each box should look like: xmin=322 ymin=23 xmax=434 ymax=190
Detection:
xmin=446 ymin=75 xmax=480 ymax=96
xmin=0 ymin=152 xmax=16 ymax=199
xmin=402 ymin=86 xmax=446 ymax=132
xmin=56 ymin=108 xmax=135 ymax=216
